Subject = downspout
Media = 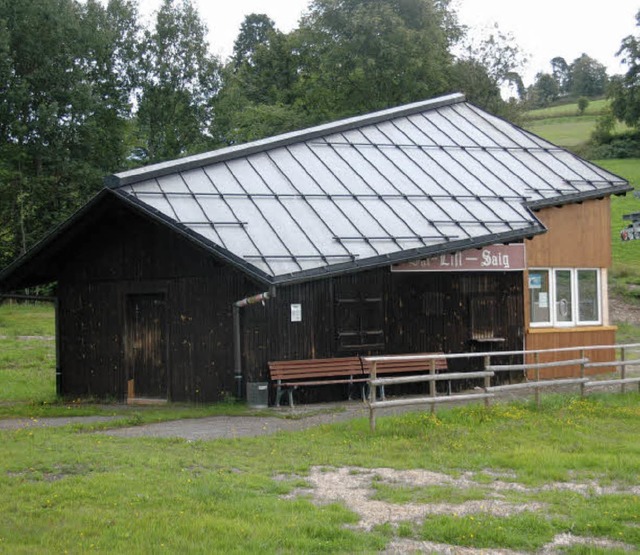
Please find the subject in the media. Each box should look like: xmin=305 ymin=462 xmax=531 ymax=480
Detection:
xmin=233 ymin=288 xmax=275 ymax=399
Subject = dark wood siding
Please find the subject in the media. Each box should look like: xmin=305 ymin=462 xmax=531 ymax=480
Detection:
xmin=244 ymin=268 xmax=524 ymax=382
xmin=57 ymin=203 xmax=261 ymax=402
xmin=55 ymin=200 xmax=525 ymax=403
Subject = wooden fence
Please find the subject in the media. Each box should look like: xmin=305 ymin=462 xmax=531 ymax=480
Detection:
xmin=365 ymin=344 xmax=640 ymax=432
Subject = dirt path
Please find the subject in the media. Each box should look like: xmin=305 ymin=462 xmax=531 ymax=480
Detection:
xmin=0 ymin=401 xmax=422 ymax=438
xmin=0 ymin=415 xmax=122 ymax=430
xmin=99 ymin=402 xmax=417 ymax=440
xmin=0 ymin=402 xmax=374 ymax=438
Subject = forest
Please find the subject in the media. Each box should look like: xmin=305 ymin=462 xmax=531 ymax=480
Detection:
xmin=0 ymin=0 xmax=638 ymax=272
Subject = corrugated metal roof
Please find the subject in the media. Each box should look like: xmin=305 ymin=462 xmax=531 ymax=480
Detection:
xmin=107 ymin=93 xmax=630 ymax=284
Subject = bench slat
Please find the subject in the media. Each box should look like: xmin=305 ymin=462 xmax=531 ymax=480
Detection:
xmin=268 ymin=353 xmax=448 ymax=407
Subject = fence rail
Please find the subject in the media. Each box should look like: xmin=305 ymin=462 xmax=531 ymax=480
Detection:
xmin=364 ymin=343 xmax=640 ymax=432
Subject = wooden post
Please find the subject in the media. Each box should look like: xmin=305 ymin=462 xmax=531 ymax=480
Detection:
xmin=127 ymin=379 xmax=135 ymax=403
xmin=579 ymin=349 xmax=586 ymax=397
xmin=369 ymin=361 xmax=377 ymax=433
xmin=534 ymin=352 xmax=540 ymax=409
xmin=620 ymin=346 xmax=627 ymax=394
xmin=429 ymin=358 xmax=437 ymax=415
xmin=483 ymin=356 xmax=491 ymax=408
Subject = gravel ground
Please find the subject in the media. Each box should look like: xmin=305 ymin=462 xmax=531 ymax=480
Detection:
xmin=610 ymin=293 xmax=640 ymax=326
xmin=99 ymin=401 xmax=423 ymax=440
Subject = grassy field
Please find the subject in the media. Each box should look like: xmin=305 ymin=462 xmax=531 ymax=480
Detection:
xmin=524 ymin=98 xmax=611 ymax=120
xmin=1 ymin=304 xmax=640 ymax=553
xmin=524 ymin=99 xmax=630 ymax=148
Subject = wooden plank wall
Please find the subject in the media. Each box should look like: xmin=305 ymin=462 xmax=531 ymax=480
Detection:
xmin=57 ymin=203 xmax=261 ymax=402
xmin=243 ymin=269 xmax=525 ymax=395
xmin=526 ymin=327 xmax=617 ymax=378
xmin=526 ymin=198 xmax=611 ymax=268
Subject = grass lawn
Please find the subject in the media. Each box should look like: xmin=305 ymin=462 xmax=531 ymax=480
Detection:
xmin=1 ymin=305 xmax=640 ymax=553
xmin=525 ymin=116 xmax=599 ymax=147
xmin=523 ymin=98 xmax=629 ymax=149
xmin=598 ymin=159 xmax=640 ymax=281
xmin=524 ymin=98 xmax=610 ymax=120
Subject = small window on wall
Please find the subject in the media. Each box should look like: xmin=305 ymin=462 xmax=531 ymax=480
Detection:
xmin=529 ymin=268 xmax=601 ymax=327
xmin=577 ymin=269 xmax=600 ymax=323
xmin=529 ymin=270 xmax=550 ymax=324
xmin=554 ymin=269 xmax=573 ymax=325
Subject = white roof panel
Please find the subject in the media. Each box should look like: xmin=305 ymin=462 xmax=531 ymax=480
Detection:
xmin=107 ymin=93 xmax=628 ymax=283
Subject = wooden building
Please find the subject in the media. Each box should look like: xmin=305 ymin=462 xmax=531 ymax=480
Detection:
xmin=0 ymin=93 xmax=630 ymax=402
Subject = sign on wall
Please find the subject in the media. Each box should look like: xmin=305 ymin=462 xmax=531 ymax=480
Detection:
xmin=391 ymin=244 xmax=525 ymax=273
xmin=290 ymin=303 xmax=302 ymax=322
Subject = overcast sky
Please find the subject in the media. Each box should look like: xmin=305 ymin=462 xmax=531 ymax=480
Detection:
xmin=139 ymin=0 xmax=639 ymax=85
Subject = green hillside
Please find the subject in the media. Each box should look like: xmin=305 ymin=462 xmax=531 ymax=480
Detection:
xmin=523 ymin=99 xmax=629 ymax=148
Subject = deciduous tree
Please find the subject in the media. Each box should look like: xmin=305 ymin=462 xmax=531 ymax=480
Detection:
xmin=609 ymin=10 xmax=640 ymax=128
xmin=136 ymin=0 xmax=220 ymax=163
xmin=0 ymin=0 xmax=139 ymax=268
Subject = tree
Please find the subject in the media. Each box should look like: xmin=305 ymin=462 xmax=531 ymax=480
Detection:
xmin=214 ymin=0 xmax=472 ymax=143
xmin=457 ymin=24 xmax=525 ymax=91
xmin=136 ymin=0 xmax=220 ymax=163
xmin=213 ymin=18 xmax=305 ymax=145
xmin=231 ymin=13 xmax=276 ymax=69
xmin=567 ymin=53 xmax=608 ymax=97
xmin=550 ymin=56 xmax=570 ymax=94
xmin=529 ymin=73 xmax=559 ymax=107
xmin=291 ymin=0 xmax=461 ymax=120
xmin=609 ymin=9 xmax=640 ymax=128
xmin=0 ymin=0 xmax=140 ymax=268
xmin=454 ymin=23 xmax=526 ymax=111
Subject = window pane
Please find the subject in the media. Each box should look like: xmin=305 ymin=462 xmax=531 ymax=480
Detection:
xmin=529 ymin=270 xmax=550 ymax=323
xmin=578 ymin=270 xmax=599 ymax=322
xmin=555 ymin=270 xmax=573 ymax=323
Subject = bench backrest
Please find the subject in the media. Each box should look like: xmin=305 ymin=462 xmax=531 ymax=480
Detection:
xmin=268 ymin=353 xmax=447 ymax=381
xmin=362 ymin=353 xmax=447 ymax=374
xmin=268 ymin=357 xmax=363 ymax=381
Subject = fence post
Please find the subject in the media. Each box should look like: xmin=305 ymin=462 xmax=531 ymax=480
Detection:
xmin=369 ymin=361 xmax=377 ymax=433
xmin=620 ymin=346 xmax=627 ymax=394
xmin=483 ymin=356 xmax=491 ymax=408
xmin=430 ymin=358 xmax=437 ymax=415
xmin=580 ymin=349 xmax=586 ymax=397
xmin=534 ymin=352 xmax=541 ymax=409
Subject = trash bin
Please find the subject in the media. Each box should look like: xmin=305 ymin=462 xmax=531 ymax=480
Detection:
xmin=246 ymin=382 xmax=269 ymax=408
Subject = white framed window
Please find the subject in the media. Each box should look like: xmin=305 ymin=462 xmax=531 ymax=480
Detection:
xmin=529 ymin=268 xmax=601 ymax=327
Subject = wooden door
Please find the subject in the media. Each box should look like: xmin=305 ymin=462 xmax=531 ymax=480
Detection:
xmin=125 ymin=293 xmax=167 ymax=399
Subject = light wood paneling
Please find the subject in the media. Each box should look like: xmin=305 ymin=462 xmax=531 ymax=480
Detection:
xmin=525 ymin=327 xmax=617 ymax=379
xmin=527 ymin=199 xmax=611 ymax=268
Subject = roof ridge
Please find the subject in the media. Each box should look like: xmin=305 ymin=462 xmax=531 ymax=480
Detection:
xmin=105 ymin=92 xmax=466 ymax=188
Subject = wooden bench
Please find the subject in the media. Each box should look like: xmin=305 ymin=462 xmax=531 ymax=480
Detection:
xmin=362 ymin=354 xmax=448 ymax=399
xmin=268 ymin=353 xmax=448 ymax=407
xmin=268 ymin=357 xmax=366 ymax=407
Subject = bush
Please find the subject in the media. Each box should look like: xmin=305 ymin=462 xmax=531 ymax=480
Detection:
xmin=587 ymin=129 xmax=640 ymax=159
xmin=577 ymin=96 xmax=589 ymax=115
